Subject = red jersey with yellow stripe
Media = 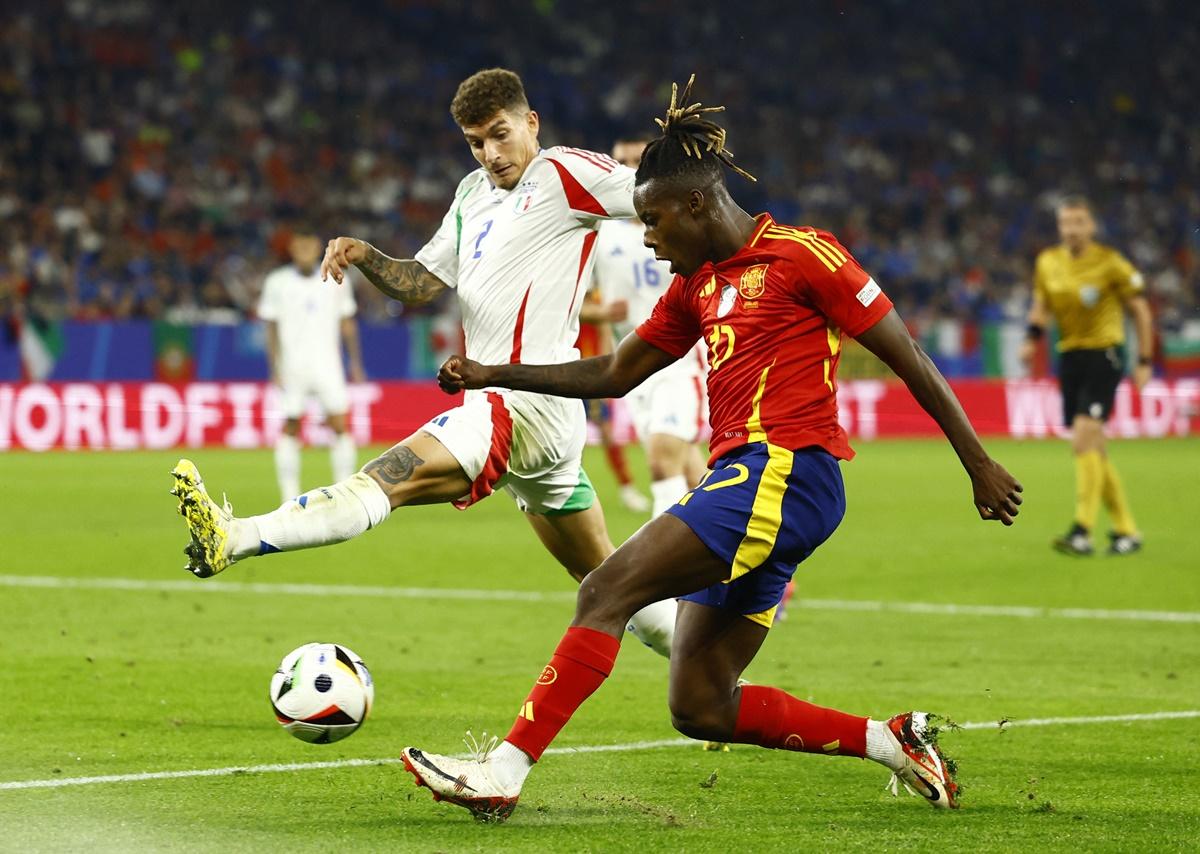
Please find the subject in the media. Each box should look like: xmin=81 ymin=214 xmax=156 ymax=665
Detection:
xmin=636 ymin=214 xmax=891 ymax=464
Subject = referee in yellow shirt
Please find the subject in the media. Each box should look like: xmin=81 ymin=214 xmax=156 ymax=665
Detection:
xmin=1021 ymin=196 xmax=1153 ymax=556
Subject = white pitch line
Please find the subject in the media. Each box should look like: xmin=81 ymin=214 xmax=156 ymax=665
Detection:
xmin=0 ymin=574 xmax=575 ymax=603
xmin=2 ymin=711 xmax=1197 ymax=792
xmin=3 ymin=574 xmax=1199 ymax=624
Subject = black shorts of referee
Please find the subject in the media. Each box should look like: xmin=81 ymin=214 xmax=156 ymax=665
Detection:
xmin=1058 ymin=346 xmax=1124 ymax=426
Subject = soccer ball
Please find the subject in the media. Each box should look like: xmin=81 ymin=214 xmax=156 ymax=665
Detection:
xmin=269 ymin=642 xmax=374 ymax=744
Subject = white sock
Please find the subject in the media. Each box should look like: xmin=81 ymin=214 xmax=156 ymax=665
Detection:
xmin=274 ymin=434 xmax=302 ymax=501
xmin=487 ymin=740 xmax=533 ymax=790
xmin=242 ymin=472 xmax=391 ymax=558
xmin=650 ymin=475 xmax=688 ymax=518
xmin=330 ymin=432 xmax=357 ymax=482
xmin=627 ymin=598 xmax=677 ymax=658
xmin=865 ymin=719 xmax=900 ymax=768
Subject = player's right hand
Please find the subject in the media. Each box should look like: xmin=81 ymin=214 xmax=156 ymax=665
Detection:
xmin=608 ymin=300 xmax=629 ymax=323
xmin=970 ymin=458 xmax=1023 ymax=526
xmin=438 ymin=355 xmax=490 ymax=394
xmin=321 ymin=237 xmax=367 ymax=284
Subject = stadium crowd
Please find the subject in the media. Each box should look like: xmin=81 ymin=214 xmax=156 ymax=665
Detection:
xmin=1 ymin=0 xmax=1196 ymax=335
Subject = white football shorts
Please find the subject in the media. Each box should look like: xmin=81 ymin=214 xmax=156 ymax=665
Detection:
xmin=278 ymin=365 xmax=349 ymax=419
xmin=421 ymin=388 xmax=594 ymax=515
xmin=626 ymin=347 xmax=708 ymax=444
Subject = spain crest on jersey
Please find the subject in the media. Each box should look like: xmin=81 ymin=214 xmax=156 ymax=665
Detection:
xmin=739 ymin=264 xmax=768 ymax=299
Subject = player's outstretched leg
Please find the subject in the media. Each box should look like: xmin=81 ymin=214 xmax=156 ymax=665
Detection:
xmin=402 ymin=514 xmax=959 ymax=821
xmin=402 ymin=512 xmax=720 ymax=821
xmin=171 ymin=433 xmax=470 ymax=577
xmin=666 ymin=602 xmax=958 ymax=809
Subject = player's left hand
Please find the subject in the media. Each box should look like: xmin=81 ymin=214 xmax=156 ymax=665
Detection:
xmin=438 ymin=355 xmax=490 ymax=394
xmin=1133 ymin=363 xmax=1151 ymax=392
xmin=969 ymin=458 xmax=1023 ymax=525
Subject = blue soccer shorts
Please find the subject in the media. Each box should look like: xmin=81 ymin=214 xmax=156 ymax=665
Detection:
xmin=667 ymin=443 xmax=846 ymax=628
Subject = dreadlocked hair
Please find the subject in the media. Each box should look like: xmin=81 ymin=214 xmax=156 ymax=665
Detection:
xmin=636 ymin=74 xmax=757 ymax=186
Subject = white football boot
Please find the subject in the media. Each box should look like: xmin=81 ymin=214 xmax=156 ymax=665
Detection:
xmin=402 ymin=737 xmax=522 ymax=823
xmin=880 ymin=711 xmax=960 ymax=809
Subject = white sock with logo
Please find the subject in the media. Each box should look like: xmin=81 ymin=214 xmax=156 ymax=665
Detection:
xmin=650 ymin=474 xmax=689 ymax=518
xmin=627 ymin=598 xmax=677 ymax=658
xmin=274 ymin=434 xmax=302 ymax=501
xmin=865 ymin=719 xmax=901 ymax=768
xmin=487 ymin=740 xmax=533 ymax=790
xmin=238 ymin=473 xmax=391 ymax=558
xmin=330 ymin=432 xmax=357 ymax=482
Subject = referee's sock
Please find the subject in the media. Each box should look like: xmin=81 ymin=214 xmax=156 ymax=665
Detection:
xmin=1073 ymin=449 xmax=1104 ymax=531
xmin=1101 ymin=457 xmax=1138 ymax=535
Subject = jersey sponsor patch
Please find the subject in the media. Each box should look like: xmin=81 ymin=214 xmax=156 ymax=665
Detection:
xmin=738 ymin=264 xmax=768 ymax=299
xmin=717 ymin=284 xmax=737 ymax=317
xmin=855 ymin=278 xmax=882 ymax=307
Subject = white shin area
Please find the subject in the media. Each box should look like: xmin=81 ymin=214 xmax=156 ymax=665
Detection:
xmin=650 ymin=474 xmax=689 ymax=518
xmin=241 ymin=472 xmax=391 ymax=558
xmin=626 ymin=598 xmax=677 ymax=658
xmin=274 ymin=433 xmax=302 ymax=502
xmin=330 ymin=432 xmax=357 ymax=482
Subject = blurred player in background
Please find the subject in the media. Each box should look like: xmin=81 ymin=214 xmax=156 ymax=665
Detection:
xmin=258 ymin=230 xmax=365 ymax=502
xmin=587 ymin=136 xmax=708 ymax=518
xmin=1022 ymin=197 xmax=1153 ymax=556
xmin=404 ymin=77 xmax=1023 ymax=821
xmin=575 ymin=293 xmax=651 ymax=512
xmin=171 ymin=68 xmax=677 ymax=656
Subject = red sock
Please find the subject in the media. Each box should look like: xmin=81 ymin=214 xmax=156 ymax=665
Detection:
xmin=733 ymin=685 xmax=867 ymax=758
xmin=604 ymin=443 xmax=633 ymax=486
xmin=506 ymin=626 xmax=621 ymax=761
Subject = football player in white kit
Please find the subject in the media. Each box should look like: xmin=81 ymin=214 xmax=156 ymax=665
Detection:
xmin=258 ymin=230 xmax=365 ymax=502
xmin=170 ymin=69 xmax=676 ymax=656
xmin=590 ymin=138 xmax=708 ymax=517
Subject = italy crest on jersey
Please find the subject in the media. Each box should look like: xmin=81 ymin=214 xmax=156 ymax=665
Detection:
xmin=512 ymin=181 xmax=538 ymax=215
xmin=739 ymin=264 xmax=768 ymax=299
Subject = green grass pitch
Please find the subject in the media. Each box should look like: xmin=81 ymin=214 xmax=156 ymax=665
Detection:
xmin=1 ymin=437 xmax=1197 ymax=851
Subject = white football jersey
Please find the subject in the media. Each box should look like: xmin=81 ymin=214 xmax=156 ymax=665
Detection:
xmin=257 ymin=264 xmax=356 ymax=374
xmin=416 ymin=147 xmax=636 ymax=367
xmin=591 ymin=218 xmax=676 ymax=341
xmin=592 ymin=217 xmax=708 ymax=389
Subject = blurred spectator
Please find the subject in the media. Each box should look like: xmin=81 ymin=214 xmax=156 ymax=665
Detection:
xmin=0 ymin=0 xmax=1196 ymax=336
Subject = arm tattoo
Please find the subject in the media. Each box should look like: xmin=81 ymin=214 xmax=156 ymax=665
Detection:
xmin=363 ymin=445 xmax=425 ymax=486
xmin=356 ymin=247 xmax=446 ymax=305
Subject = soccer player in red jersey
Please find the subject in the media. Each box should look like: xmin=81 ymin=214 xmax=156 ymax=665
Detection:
xmin=402 ymin=78 xmax=1023 ymax=821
